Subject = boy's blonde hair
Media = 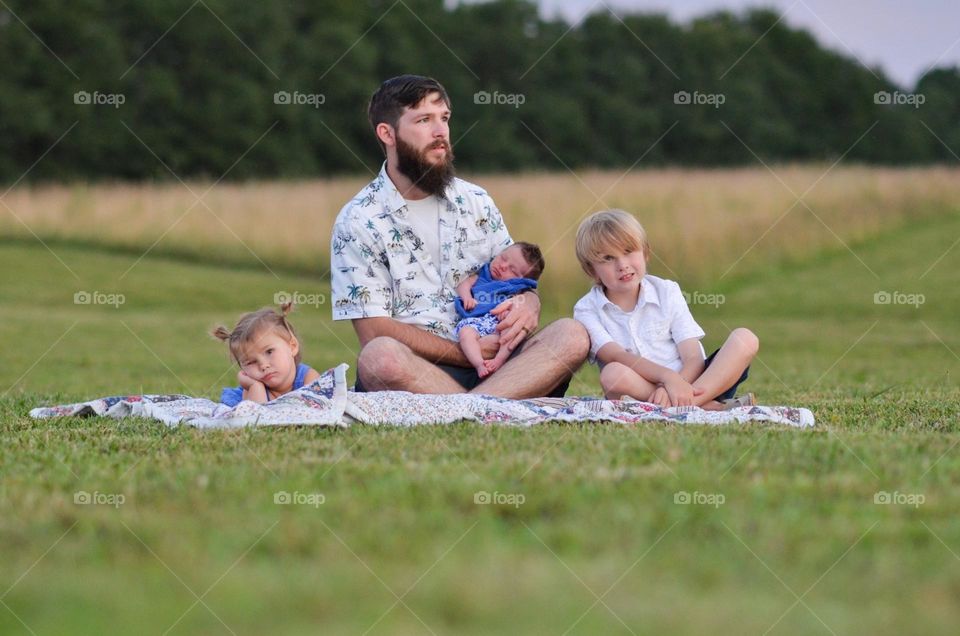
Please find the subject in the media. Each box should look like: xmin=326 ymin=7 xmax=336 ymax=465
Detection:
xmin=575 ymin=209 xmax=650 ymax=279
xmin=211 ymin=302 xmax=302 ymax=365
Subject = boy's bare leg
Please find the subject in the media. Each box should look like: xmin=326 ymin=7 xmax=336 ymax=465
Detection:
xmin=458 ymin=327 xmax=487 ymax=376
xmin=691 ymin=328 xmax=759 ymax=408
xmin=357 ymin=336 xmax=466 ymax=393
xmin=470 ymin=318 xmax=589 ymax=399
xmin=599 ymin=361 xmax=658 ymax=400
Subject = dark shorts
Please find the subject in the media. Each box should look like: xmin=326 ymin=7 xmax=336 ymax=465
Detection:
xmin=353 ymin=337 xmax=572 ymax=397
xmin=705 ymin=347 xmax=750 ymax=401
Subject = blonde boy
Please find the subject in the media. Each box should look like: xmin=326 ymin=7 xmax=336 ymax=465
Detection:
xmin=573 ymin=209 xmax=758 ymax=410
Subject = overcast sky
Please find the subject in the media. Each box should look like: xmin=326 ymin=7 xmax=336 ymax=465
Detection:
xmin=528 ymin=0 xmax=960 ymax=87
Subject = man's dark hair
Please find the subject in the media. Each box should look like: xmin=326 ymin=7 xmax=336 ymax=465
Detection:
xmin=515 ymin=241 xmax=545 ymax=280
xmin=368 ymin=75 xmax=451 ymax=154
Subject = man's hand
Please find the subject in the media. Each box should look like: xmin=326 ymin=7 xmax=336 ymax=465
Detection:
xmin=491 ymin=292 xmax=540 ymax=351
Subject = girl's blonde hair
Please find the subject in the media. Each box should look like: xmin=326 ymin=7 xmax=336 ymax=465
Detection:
xmin=211 ymin=302 xmax=302 ymax=365
xmin=575 ymin=209 xmax=651 ymax=279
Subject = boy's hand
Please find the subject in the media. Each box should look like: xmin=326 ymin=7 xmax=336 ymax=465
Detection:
xmin=662 ymin=374 xmax=704 ymax=407
xmin=463 ymin=296 xmax=477 ymax=311
xmin=648 ymin=385 xmax=671 ymax=408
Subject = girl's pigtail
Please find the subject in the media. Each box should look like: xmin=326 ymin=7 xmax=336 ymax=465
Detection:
xmin=278 ymin=301 xmax=295 ymax=333
xmin=211 ymin=326 xmax=232 ymax=341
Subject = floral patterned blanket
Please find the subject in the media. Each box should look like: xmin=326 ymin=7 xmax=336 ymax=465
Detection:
xmin=29 ymin=364 xmax=814 ymax=429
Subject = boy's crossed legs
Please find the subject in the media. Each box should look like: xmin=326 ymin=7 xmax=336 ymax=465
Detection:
xmin=600 ymin=328 xmax=758 ymax=410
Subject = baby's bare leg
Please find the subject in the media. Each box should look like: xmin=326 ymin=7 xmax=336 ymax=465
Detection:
xmin=459 ymin=327 xmax=487 ymax=376
xmin=482 ymin=342 xmax=514 ymax=376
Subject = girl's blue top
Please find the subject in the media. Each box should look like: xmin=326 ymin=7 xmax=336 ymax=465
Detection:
xmin=220 ymin=363 xmax=313 ymax=407
xmin=454 ymin=263 xmax=538 ymax=318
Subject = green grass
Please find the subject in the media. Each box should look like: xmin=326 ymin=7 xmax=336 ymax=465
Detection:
xmin=2 ymin=208 xmax=960 ymax=635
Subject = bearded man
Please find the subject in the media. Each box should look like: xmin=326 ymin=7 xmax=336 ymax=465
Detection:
xmin=330 ymin=75 xmax=588 ymax=397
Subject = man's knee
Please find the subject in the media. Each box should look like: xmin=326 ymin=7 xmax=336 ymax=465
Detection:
xmin=542 ymin=318 xmax=590 ymax=362
xmin=357 ymin=336 xmax=410 ymax=387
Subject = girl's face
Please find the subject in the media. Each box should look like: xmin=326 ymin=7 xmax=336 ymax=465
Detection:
xmin=237 ymin=329 xmax=299 ymax=392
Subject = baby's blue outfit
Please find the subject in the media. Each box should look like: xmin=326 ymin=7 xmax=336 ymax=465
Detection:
xmin=220 ymin=363 xmax=313 ymax=407
xmin=454 ymin=263 xmax=538 ymax=338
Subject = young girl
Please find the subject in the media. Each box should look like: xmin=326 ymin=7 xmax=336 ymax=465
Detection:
xmin=212 ymin=303 xmax=321 ymax=406
xmin=455 ymin=241 xmax=544 ymax=377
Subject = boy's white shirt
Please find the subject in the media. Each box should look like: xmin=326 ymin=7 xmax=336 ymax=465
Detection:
xmin=573 ymin=274 xmax=706 ymax=372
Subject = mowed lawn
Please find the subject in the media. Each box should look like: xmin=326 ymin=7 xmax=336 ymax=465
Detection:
xmin=1 ymin=207 xmax=960 ymax=635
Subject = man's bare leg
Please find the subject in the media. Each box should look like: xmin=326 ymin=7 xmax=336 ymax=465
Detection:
xmin=357 ymin=336 xmax=466 ymax=393
xmin=470 ymin=318 xmax=589 ymax=399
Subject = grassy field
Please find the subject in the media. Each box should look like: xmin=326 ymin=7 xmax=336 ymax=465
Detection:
xmin=2 ymin=169 xmax=960 ymax=634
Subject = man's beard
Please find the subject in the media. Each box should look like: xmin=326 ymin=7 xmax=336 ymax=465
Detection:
xmin=395 ymin=135 xmax=455 ymax=197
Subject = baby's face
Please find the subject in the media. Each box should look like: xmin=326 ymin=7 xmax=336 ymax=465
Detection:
xmin=490 ymin=245 xmax=533 ymax=281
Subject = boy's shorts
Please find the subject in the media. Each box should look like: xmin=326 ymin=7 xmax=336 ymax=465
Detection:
xmin=705 ymin=348 xmax=750 ymax=401
xmin=353 ymin=336 xmax=572 ymax=397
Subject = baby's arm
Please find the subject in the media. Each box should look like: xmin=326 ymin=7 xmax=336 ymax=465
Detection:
xmin=456 ymin=274 xmax=480 ymax=311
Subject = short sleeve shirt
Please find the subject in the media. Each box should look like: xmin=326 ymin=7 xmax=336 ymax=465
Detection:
xmin=573 ymin=275 xmax=706 ymax=372
xmin=331 ymin=164 xmax=513 ymax=340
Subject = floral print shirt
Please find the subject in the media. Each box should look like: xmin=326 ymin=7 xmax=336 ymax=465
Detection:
xmin=331 ymin=164 xmax=513 ymax=339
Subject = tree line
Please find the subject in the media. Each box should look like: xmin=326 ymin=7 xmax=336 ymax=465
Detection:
xmin=1 ymin=0 xmax=957 ymax=182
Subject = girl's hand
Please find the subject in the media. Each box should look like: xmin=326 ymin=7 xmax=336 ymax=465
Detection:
xmin=237 ymin=370 xmax=259 ymax=389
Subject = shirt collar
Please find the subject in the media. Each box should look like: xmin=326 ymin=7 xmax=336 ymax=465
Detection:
xmin=374 ymin=162 xmax=454 ymax=216
xmin=591 ymin=276 xmax=661 ymax=312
